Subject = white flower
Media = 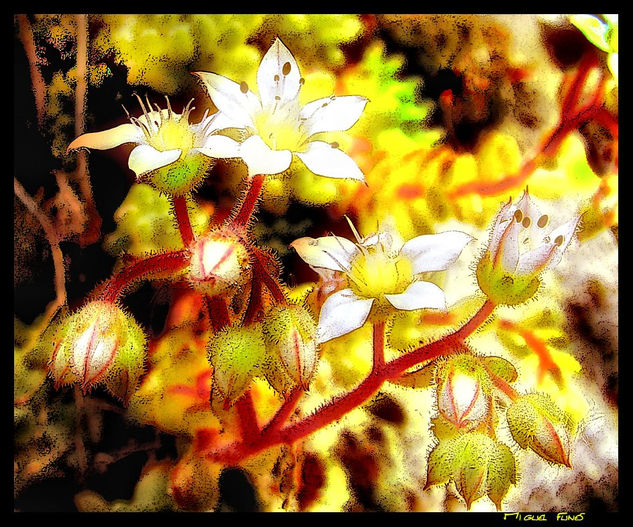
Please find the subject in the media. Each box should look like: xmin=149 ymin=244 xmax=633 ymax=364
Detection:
xmin=194 ymin=38 xmax=368 ymax=179
xmin=291 ymin=220 xmax=473 ymax=343
xmin=486 ymin=189 xmax=582 ymax=277
xmin=67 ymin=94 xmax=234 ymax=181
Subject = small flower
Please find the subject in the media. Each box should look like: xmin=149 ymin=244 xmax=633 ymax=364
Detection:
xmin=506 ymin=392 xmax=574 ymax=467
xmin=48 ymin=301 xmax=146 ymax=403
xmin=188 ymin=228 xmax=251 ymax=296
xmin=291 ymin=219 xmax=472 ymax=343
xmin=67 ymin=94 xmax=233 ymax=195
xmin=477 ymin=189 xmax=582 ymax=305
xmin=194 ymin=38 xmax=368 ymax=179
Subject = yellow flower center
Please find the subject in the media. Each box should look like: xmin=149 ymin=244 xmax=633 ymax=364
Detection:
xmin=146 ymin=118 xmax=195 ymax=156
xmin=253 ymin=109 xmax=308 ymax=152
xmin=347 ymin=247 xmax=413 ymax=299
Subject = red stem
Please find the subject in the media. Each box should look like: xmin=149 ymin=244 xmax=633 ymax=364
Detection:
xmin=171 ymin=195 xmax=195 ymax=247
xmin=261 ymin=386 xmax=303 ymax=435
xmin=206 ymin=295 xmax=231 ymax=332
xmin=204 ymin=299 xmax=496 ymax=464
xmin=372 ymin=320 xmax=385 ymax=373
xmin=100 ymin=250 xmax=190 ymax=303
xmin=232 ymin=174 xmax=265 ymax=228
xmin=235 ymin=391 xmax=260 ymax=443
xmin=448 ymin=53 xmax=610 ymax=200
xmin=251 ymin=251 xmax=286 ymax=304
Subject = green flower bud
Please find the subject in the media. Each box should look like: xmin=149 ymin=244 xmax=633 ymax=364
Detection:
xmin=262 ymin=304 xmax=319 ymax=389
xmin=188 ymin=228 xmax=251 ymax=296
xmin=207 ymin=325 xmax=267 ymax=405
xmin=506 ymin=392 xmax=574 ymax=467
xmin=425 ymin=432 xmax=516 ymax=510
xmin=48 ymin=301 xmax=147 ymax=403
xmin=482 ymin=356 xmax=518 ymax=384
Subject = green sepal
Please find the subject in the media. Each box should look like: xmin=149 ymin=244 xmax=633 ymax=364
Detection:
xmin=207 ymin=325 xmax=267 ymax=404
xmin=476 ymin=253 xmax=541 ymax=306
xmin=482 ymin=356 xmax=518 ymax=384
xmin=143 ymin=154 xmax=213 ymax=196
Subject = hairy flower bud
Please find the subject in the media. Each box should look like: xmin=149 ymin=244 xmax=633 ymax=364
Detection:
xmin=262 ymin=304 xmax=319 ymax=389
xmin=435 ymin=354 xmax=492 ymax=430
xmin=207 ymin=325 xmax=267 ymax=405
xmin=170 ymin=449 xmax=221 ymax=511
xmin=188 ymin=228 xmax=251 ymax=296
xmin=506 ymin=392 xmax=574 ymax=467
xmin=48 ymin=301 xmax=146 ymax=402
xmin=425 ymin=432 xmax=516 ymax=510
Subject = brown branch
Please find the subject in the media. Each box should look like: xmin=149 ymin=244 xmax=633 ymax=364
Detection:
xmin=16 ymin=14 xmax=46 ymax=128
xmin=14 ymin=177 xmax=66 ymax=331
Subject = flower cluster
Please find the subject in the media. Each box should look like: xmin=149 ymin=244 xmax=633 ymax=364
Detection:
xmin=43 ymin=33 xmax=589 ymax=513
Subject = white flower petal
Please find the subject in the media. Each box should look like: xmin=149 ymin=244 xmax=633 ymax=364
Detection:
xmin=197 ymin=135 xmax=242 ymax=158
xmin=300 ymin=95 xmax=368 ymax=137
xmin=384 ymin=280 xmax=447 ymax=311
xmin=239 ymin=135 xmax=292 ymax=176
xmin=194 ymin=71 xmax=260 ymax=128
xmin=296 ymin=141 xmax=365 ymax=181
xmin=290 ymin=235 xmax=358 ymax=272
xmin=257 ymin=38 xmax=302 ymax=110
xmin=399 ymin=231 xmax=473 ymax=274
xmin=67 ymin=123 xmax=143 ymax=153
xmin=488 ymin=198 xmax=516 ymax=257
xmin=128 ymin=144 xmax=181 ymax=177
xmin=515 ymin=214 xmax=582 ymax=275
xmin=316 ymin=289 xmax=374 ymax=343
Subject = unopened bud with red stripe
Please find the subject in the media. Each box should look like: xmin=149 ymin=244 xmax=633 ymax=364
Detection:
xmin=48 ymin=301 xmax=146 ymax=403
xmin=188 ymin=228 xmax=251 ymax=296
xmin=435 ymin=353 xmax=492 ymax=430
xmin=262 ymin=303 xmax=319 ymax=390
xmin=506 ymin=392 xmax=574 ymax=467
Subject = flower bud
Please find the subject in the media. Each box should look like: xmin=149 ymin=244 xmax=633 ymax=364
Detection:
xmin=435 ymin=354 xmax=492 ymax=430
xmin=207 ymin=325 xmax=267 ymax=405
xmin=506 ymin=392 xmax=573 ymax=467
xmin=48 ymin=301 xmax=146 ymax=402
xmin=188 ymin=228 xmax=251 ymax=296
xmin=170 ymin=449 xmax=221 ymax=511
xmin=425 ymin=432 xmax=516 ymax=510
xmin=262 ymin=304 xmax=319 ymax=389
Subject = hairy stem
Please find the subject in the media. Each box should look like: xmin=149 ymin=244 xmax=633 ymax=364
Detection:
xmin=171 ymin=195 xmax=195 ymax=247
xmin=372 ymin=319 xmax=385 ymax=373
xmin=235 ymin=391 xmax=260 ymax=443
xmin=100 ymin=250 xmax=190 ymax=303
xmin=205 ymin=299 xmax=496 ymax=464
xmin=232 ymin=174 xmax=265 ymax=228
xmin=206 ymin=295 xmax=231 ymax=332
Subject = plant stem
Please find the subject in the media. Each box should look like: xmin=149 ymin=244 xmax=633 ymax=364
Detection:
xmin=100 ymin=250 xmax=190 ymax=303
xmin=204 ymin=299 xmax=496 ymax=464
xmin=171 ymin=195 xmax=195 ymax=247
xmin=372 ymin=320 xmax=385 ymax=373
xmin=235 ymin=390 xmax=260 ymax=443
xmin=232 ymin=174 xmax=265 ymax=228
xmin=206 ymin=295 xmax=231 ymax=332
